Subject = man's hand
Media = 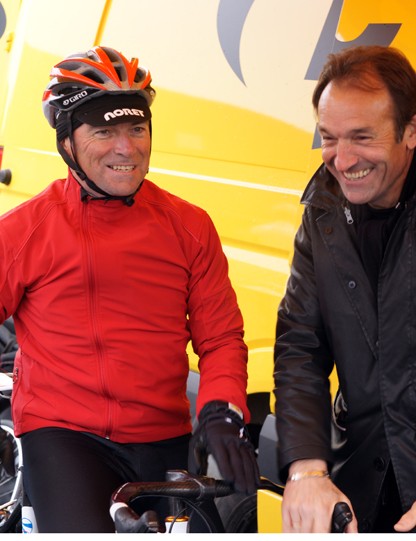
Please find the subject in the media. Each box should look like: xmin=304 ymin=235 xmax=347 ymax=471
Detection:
xmin=282 ymin=459 xmax=358 ymax=533
xmin=395 ymin=501 xmax=416 ymax=532
xmin=188 ymin=400 xmax=259 ymax=494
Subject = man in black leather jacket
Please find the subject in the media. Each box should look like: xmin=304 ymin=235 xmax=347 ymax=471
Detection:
xmin=274 ymin=45 xmax=416 ymax=533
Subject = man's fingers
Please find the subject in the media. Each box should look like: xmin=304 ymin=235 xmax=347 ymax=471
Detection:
xmin=395 ymin=501 xmax=416 ymax=532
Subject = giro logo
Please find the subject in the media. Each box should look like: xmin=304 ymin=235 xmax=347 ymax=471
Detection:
xmin=104 ymin=108 xmax=145 ymax=121
xmin=63 ymin=90 xmax=88 ymax=106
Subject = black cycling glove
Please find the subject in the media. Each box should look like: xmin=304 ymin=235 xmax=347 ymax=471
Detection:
xmin=188 ymin=400 xmax=259 ymax=495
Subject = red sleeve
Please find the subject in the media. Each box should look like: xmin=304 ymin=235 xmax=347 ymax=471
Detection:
xmin=187 ymin=213 xmax=250 ymax=421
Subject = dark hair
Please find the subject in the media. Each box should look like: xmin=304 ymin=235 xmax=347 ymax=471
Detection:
xmin=312 ymin=46 xmax=416 ymax=141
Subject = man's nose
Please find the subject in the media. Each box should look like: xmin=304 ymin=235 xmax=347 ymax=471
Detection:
xmin=114 ymin=134 xmax=136 ymax=154
xmin=333 ymin=140 xmax=358 ymax=171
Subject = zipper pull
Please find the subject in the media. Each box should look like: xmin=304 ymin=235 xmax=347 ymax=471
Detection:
xmin=343 ymin=206 xmax=354 ymax=224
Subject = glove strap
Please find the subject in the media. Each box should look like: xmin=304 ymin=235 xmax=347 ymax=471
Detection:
xmin=227 ymin=403 xmax=244 ymax=420
xmin=198 ymin=401 xmax=249 ymax=442
xmin=199 ymin=400 xmax=244 ymax=424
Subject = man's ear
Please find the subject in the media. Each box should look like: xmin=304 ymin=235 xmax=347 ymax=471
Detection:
xmin=405 ymin=114 xmax=416 ymax=150
xmin=60 ymin=137 xmax=72 ymax=155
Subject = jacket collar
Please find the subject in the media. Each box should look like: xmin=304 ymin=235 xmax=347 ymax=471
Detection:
xmin=301 ymin=163 xmax=344 ymax=211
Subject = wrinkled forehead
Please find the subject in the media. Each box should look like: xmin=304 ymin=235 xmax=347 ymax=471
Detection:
xmin=318 ymin=78 xmax=393 ymax=116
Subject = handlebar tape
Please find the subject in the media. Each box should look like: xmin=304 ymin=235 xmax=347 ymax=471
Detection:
xmin=331 ymin=501 xmax=353 ymax=533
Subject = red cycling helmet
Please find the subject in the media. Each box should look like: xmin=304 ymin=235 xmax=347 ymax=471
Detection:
xmin=42 ymin=46 xmax=155 ymax=128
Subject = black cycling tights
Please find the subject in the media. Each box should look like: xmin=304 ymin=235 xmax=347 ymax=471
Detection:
xmin=21 ymin=427 xmax=191 ymax=533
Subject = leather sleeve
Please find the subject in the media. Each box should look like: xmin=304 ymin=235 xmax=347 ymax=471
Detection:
xmin=273 ymin=207 xmax=335 ymax=482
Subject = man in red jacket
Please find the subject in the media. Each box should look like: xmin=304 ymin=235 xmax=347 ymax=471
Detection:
xmin=0 ymin=46 xmax=258 ymax=532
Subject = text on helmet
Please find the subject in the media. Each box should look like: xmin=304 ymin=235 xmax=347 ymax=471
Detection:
xmin=104 ymin=108 xmax=146 ymax=121
xmin=63 ymin=90 xmax=89 ymax=106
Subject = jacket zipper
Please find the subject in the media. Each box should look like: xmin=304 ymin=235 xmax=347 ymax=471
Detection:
xmin=81 ymin=202 xmax=114 ymax=438
xmin=343 ymin=205 xmax=354 ymax=224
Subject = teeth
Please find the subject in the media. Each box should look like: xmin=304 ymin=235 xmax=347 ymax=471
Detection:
xmin=344 ymin=168 xmax=371 ymax=180
xmin=110 ymin=165 xmax=134 ymax=172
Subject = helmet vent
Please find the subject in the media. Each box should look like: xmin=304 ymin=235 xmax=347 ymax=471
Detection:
xmin=114 ymin=67 xmax=124 ymax=81
xmin=82 ymin=69 xmax=106 ymax=84
xmin=134 ymin=68 xmax=145 ymax=84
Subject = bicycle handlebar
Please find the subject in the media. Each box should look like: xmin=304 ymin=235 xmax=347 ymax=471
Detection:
xmin=110 ymin=469 xmax=284 ymax=533
xmin=331 ymin=501 xmax=353 ymax=533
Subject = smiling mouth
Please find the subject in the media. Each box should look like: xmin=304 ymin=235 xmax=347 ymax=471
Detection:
xmin=343 ymin=168 xmax=371 ymax=180
xmin=108 ymin=165 xmax=135 ymax=172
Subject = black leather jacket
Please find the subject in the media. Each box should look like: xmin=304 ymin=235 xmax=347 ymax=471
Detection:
xmin=274 ymin=161 xmax=416 ymax=532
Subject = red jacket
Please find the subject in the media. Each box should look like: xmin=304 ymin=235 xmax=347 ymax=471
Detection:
xmin=0 ymin=172 xmax=248 ymax=442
